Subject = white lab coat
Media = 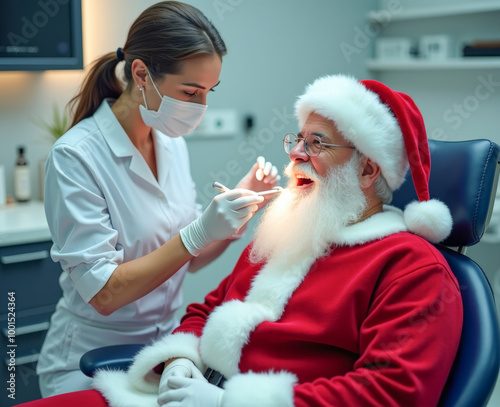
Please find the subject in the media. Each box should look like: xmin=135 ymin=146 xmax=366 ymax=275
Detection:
xmin=36 ymin=99 xmax=201 ymax=396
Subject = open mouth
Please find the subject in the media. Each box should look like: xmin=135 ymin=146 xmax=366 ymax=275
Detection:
xmin=296 ymin=174 xmax=314 ymax=189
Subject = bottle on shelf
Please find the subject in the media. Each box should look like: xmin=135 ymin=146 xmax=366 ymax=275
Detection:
xmin=14 ymin=146 xmax=31 ymax=202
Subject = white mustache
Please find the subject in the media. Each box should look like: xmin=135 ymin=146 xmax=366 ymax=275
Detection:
xmin=285 ymin=162 xmax=319 ymax=183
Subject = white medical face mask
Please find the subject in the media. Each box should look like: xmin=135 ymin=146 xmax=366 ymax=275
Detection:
xmin=139 ymin=70 xmax=207 ymax=138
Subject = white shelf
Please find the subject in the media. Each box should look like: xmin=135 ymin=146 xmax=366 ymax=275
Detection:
xmin=367 ymin=57 xmax=500 ymax=71
xmin=367 ymin=2 xmax=500 ymax=22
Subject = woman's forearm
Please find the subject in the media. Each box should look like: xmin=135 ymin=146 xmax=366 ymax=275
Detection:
xmin=89 ymin=234 xmax=192 ymax=315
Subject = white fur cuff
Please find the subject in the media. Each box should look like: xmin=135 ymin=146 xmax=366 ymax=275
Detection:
xmin=126 ymin=332 xmax=203 ymax=393
xmin=92 ymin=370 xmax=158 ymax=407
xmin=222 ymin=371 xmax=298 ymax=407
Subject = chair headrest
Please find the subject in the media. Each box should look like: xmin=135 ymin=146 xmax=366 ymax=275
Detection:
xmin=391 ymin=139 xmax=500 ymax=248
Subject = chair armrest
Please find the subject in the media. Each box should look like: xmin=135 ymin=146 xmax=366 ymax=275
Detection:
xmin=80 ymin=344 xmax=144 ymax=377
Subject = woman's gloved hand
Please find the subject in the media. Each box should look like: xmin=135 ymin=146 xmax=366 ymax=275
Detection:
xmin=158 ymin=359 xmax=206 ymax=406
xmin=180 ymin=189 xmax=263 ymax=256
xmin=236 ymin=156 xmax=280 ymax=193
xmin=158 ymin=376 xmax=224 ymax=407
xmin=236 ymin=156 xmax=281 ymax=212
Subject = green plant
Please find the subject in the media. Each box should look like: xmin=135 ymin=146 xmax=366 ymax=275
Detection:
xmin=38 ymin=104 xmax=69 ymax=142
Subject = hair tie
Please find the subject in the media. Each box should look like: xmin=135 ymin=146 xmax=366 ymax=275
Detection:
xmin=116 ymin=47 xmax=125 ymax=61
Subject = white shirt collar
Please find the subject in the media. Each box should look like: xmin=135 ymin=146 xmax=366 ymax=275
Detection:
xmin=93 ymin=99 xmax=136 ymax=158
xmin=93 ymin=99 xmax=174 ymax=189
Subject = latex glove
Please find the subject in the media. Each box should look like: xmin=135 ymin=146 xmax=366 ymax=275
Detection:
xmin=180 ymin=189 xmax=264 ymax=256
xmin=158 ymin=376 xmax=224 ymax=407
xmin=158 ymin=359 xmax=206 ymax=406
xmin=236 ymin=156 xmax=281 ymax=193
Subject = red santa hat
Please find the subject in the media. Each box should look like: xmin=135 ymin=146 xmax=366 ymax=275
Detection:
xmin=294 ymin=74 xmax=452 ymax=243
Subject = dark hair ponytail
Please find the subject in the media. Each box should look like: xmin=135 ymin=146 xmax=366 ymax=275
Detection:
xmin=68 ymin=1 xmax=226 ymax=128
xmin=68 ymin=53 xmax=123 ymax=128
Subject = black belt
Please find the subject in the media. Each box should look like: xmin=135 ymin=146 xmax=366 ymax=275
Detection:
xmin=204 ymin=368 xmax=226 ymax=388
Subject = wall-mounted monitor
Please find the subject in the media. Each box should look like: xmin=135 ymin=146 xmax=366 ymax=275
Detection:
xmin=0 ymin=0 xmax=83 ymax=71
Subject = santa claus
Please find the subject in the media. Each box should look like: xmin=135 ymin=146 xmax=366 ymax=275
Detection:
xmin=18 ymin=75 xmax=462 ymax=407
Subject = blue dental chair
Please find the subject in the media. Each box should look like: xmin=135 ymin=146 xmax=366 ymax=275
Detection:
xmin=80 ymin=139 xmax=500 ymax=407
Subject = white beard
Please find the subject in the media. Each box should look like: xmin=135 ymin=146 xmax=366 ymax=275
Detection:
xmin=250 ymin=154 xmax=368 ymax=265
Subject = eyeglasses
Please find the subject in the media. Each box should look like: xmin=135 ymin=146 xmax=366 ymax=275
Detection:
xmin=283 ymin=133 xmax=355 ymax=157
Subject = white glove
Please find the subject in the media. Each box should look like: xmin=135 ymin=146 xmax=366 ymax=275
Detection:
xmin=180 ymin=189 xmax=263 ymax=256
xmin=158 ymin=359 xmax=206 ymax=406
xmin=158 ymin=376 xmax=224 ymax=407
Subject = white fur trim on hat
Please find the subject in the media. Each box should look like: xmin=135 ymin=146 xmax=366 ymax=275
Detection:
xmin=404 ymin=199 xmax=453 ymax=243
xmin=222 ymin=371 xmax=297 ymax=407
xmin=294 ymin=75 xmax=408 ymax=191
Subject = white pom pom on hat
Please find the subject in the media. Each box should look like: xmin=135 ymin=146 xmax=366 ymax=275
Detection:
xmin=404 ymin=199 xmax=453 ymax=243
xmin=294 ymin=75 xmax=452 ymax=243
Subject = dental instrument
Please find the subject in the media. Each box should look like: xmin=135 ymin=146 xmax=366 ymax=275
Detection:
xmin=256 ymin=186 xmax=283 ymax=196
xmin=213 ymin=182 xmax=283 ymax=196
xmin=212 ymin=181 xmax=230 ymax=193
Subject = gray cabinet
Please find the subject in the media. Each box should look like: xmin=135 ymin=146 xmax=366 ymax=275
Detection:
xmin=0 ymin=240 xmax=62 ymax=406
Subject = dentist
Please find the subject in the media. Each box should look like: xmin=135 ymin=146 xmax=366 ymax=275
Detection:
xmin=37 ymin=1 xmax=279 ymax=398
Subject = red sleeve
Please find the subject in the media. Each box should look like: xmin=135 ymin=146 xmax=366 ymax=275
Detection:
xmin=15 ymin=390 xmax=108 ymax=407
xmin=172 ymin=274 xmax=231 ymax=336
xmin=294 ymin=263 xmax=463 ymax=407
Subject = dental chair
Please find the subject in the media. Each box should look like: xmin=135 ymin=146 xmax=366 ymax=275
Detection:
xmin=80 ymin=139 xmax=500 ymax=407
xmin=392 ymin=139 xmax=500 ymax=406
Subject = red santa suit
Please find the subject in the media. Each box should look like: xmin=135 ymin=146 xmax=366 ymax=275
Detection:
xmin=18 ymin=75 xmax=461 ymax=407
xmin=89 ymin=205 xmax=462 ymax=407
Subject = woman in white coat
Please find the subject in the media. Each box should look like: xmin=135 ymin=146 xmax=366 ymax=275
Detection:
xmin=36 ymin=1 xmax=279 ymax=397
